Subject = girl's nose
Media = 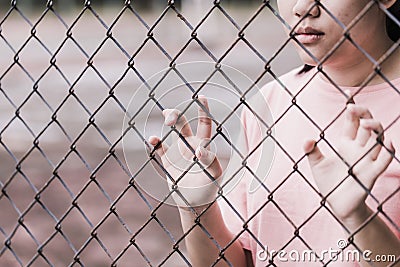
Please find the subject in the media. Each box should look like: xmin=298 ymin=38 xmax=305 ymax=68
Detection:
xmin=293 ymin=0 xmax=321 ymax=18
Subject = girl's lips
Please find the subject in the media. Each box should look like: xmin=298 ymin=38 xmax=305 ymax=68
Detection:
xmin=295 ymin=33 xmax=324 ymax=44
xmin=294 ymin=27 xmax=325 ymax=44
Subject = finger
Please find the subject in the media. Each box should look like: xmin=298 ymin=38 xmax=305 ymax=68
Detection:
xmin=196 ymin=96 xmax=212 ymax=139
xmin=360 ymin=119 xmax=384 ymax=143
xmin=356 ymin=119 xmax=376 ymax=146
xmin=148 ymin=136 xmax=169 ymax=158
xmin=195 ymin=146 xmax=223 ymax=179
xmin=372 ymin=140 xmax=395 ymax=177
xmin=163 ymin=109 xmax=193 ymax=138
xmin=303 ymin=140 xmax=325 ymax=166
xmin=343 ymin=105 xmax=373 ymax=140
xmin=361 ymin=119 xmax=385 ymax=160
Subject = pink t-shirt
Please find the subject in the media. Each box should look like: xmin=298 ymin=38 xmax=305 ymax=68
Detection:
xmin=219 ymin=67 xmax=400 ymax=266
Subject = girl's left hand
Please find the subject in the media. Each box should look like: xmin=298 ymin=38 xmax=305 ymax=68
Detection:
xmin=304 ymin=104 xmax=395 ymax=223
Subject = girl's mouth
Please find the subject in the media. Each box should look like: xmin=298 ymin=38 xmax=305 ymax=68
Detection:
xmin=294 ymin=27 xmax=325 ymax=44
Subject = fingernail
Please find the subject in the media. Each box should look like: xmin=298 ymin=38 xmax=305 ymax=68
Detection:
xmin=196 ymin=146 xmax=206 ymax=159
xmin=148 ymin=136 xmax=156 ymax=145
xmin=165 ymin=115 xmax=175 ymax=125
xmin=390 ymin=142 xmax=395 ymax=153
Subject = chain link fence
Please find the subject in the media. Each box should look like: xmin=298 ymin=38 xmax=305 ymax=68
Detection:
xmin=0 ymin=0 xmax=399 ymax=266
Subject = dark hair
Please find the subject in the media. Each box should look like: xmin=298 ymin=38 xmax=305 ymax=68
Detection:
xmin=299 ymin=0 xmax=400 ymax=74
xmin=387 ymin=0 xmax=400 ymax=42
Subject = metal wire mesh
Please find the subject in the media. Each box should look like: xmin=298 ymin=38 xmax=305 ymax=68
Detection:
xmin=0 ymin=0 xmax=399 ymax=266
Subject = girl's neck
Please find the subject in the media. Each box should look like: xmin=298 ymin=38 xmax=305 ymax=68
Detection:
xmin=322 ymin=38 xmax=400 ymax=87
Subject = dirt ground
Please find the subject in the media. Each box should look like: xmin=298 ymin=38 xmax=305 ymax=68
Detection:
xmin=0 ymin=2 xmax=301 ymax=266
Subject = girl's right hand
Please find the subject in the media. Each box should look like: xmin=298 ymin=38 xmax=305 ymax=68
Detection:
xmin=148 ymin=97 xmax=223 ymax=208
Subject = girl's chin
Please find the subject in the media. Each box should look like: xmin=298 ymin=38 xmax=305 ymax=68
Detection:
xmin=298 ymin=52 xmax=322 ymax=66
xmin=299 ymin=57 xmax=319 ymax=66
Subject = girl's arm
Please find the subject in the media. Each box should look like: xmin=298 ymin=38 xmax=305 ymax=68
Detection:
xmin=341 ymin=205 xmax=399 ymax=267
xmin=179 ymin=204 xmax=248 ymax=267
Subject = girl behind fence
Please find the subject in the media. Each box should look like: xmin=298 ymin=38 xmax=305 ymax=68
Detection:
xmin=148 ymin=0 xmax=400 ymax=266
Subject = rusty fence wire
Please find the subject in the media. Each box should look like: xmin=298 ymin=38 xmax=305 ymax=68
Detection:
xmin=0 ymin=0 xmax=399 ymax=266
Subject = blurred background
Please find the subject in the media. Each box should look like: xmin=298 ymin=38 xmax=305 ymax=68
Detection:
xmin=0 ymin=0 xmax=301 ymax=266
